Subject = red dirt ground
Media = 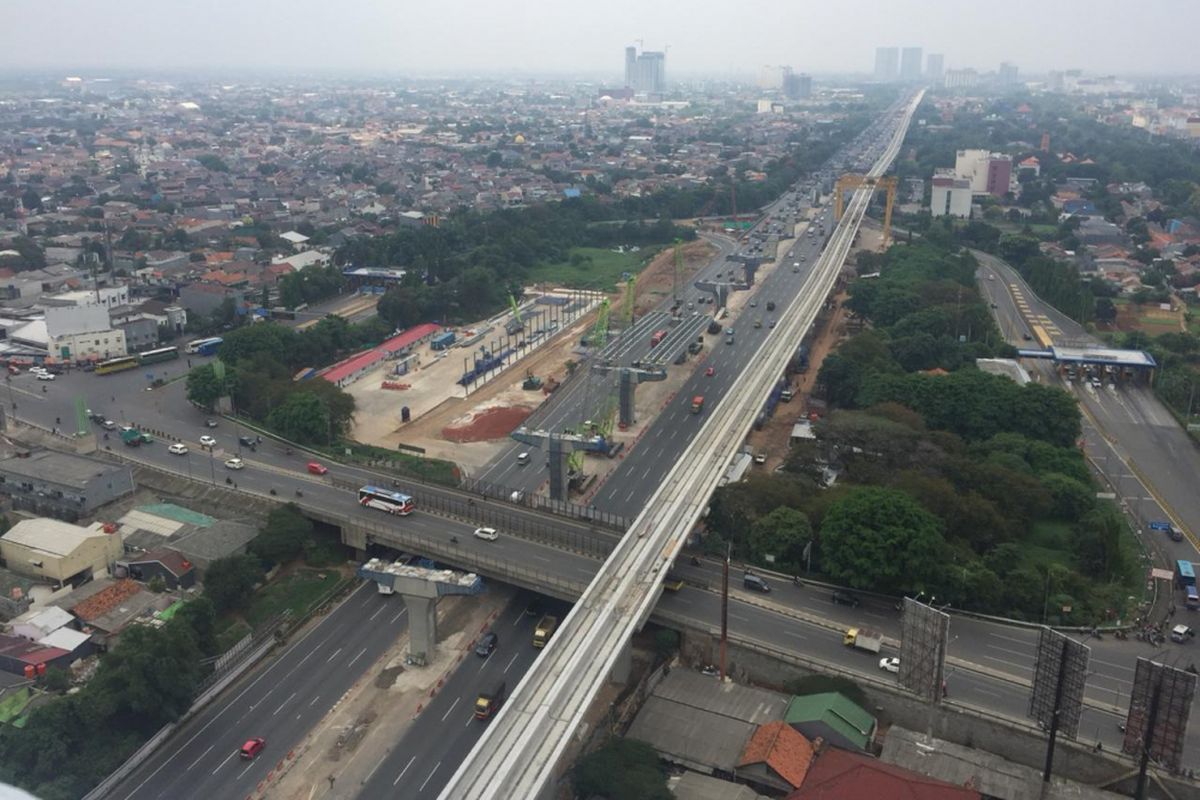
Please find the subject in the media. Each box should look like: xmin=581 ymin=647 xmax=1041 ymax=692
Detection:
xmin=441 ymin=406 xmax=535 ymax=443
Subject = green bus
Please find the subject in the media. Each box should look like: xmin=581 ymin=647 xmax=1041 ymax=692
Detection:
xmin=136 ymin=346 xmax=179 ymax=366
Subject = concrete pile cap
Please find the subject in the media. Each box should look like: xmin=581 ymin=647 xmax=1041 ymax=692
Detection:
xmin=360 ymin=558 xmax=477 ymax=586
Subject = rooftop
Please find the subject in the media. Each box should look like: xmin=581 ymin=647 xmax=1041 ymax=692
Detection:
xmin=791 ymin=745 xmax=980 ymax=800
xmin=739 ymin=721 xmax=815 ymax=789
xmin=1050 ymin=346 xmax=1156 ymax=368
xmin=784 ymin=692 xmax=875 ymax=751
xmin=0 ymin=450 xmax=126 ymax=490
xmin=2 ymin=519 xmax=109 ymax=559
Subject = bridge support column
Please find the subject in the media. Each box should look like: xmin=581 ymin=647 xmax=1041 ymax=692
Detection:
xmin=609 ymin=638 xmax=633 ymax=685
xmin=394 ymin=578 xmax=441 ymax=665
xmin=547 ymin=437 xmax=571 ymax=502
xmin=618 ymin=370 xmax=636 ymax=428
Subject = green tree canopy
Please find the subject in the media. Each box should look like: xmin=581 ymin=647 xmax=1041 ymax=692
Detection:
xmin=204 ymin=554 xmax=262 ymax=614
xmin=573 ymin=738 xmax=671 ymax=800
xmin=251 ymin=503 xmax=315 ymax=565
xmin=746 ymin=507 xmax=813 ymax=571
xmin=819 ymin=486 xmax=945 ymax=594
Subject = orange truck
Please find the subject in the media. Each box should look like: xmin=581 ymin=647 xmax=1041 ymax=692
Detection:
xmin=691 ymin=395 xmax=704 ymax=413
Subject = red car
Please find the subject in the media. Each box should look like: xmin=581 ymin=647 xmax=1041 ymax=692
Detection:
xmin=240 ymin=737 xmax=265 ymax=759
xmin=705 ymin=367 xmax=715 ymax=377
xmin=306 ymin=461 xmax=328 ymax=475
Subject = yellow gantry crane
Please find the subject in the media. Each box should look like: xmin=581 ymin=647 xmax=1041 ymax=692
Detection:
xmin=834 ymin=174 xmax=898 ymax=246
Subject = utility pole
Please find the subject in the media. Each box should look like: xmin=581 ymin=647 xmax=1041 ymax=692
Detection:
xmin=719 ymin=542 xmax=730 ymax=681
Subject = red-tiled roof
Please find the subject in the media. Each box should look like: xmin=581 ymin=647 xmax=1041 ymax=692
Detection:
xmin=71 ymin=579 xmax=143 ymax=622
xmin=789 ymin=747 xmax=980 ymax=800
xmin=320 ymin=323 xmax=440 ymax=384
xmin=740 ymin=721 xmax=815 ymax=789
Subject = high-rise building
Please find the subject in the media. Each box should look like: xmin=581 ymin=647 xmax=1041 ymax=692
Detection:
xmin=998 ymin=62 xmax=1020 ymax=86
xmin=986 ymin=154 xmax=1013 ymax=197
xmin=931 ymin=169 xmax=972 ymax=218
xmin=759 ymin=65 xmax=787 ymax=90
xmin=944 ymin=68 xmax=979 ymax=89
xmin=900 ymin=47 xmax=923 ymax=80
xmin=782 ymin=72 xmax=813 ymax=100
xmin=637 ymin=51 xmax=666 ymax=93
xmin=874 ymin=47 xmax=899 ymax=82
xmin=925 ymin=53 xmax=944 ymax=82
xmin=624 ymin=46 xmax=666 ymax=93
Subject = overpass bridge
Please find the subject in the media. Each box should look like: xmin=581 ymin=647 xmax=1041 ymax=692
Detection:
xmin=437 ymin=90 xmax=927 ymax=800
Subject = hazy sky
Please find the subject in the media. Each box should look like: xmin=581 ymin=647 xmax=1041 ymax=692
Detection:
xmin=5 ymin=0 xmax=1197 ymax=78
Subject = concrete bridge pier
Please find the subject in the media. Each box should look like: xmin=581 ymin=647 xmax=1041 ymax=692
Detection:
xmin=396 ymin=577 xmax=441 ymax=664
xmin=610 ymin=638 xmax=633 ymax=684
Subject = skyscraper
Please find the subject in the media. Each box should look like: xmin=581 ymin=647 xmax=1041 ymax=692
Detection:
xmin=925 ymin=53 xmax=944 ymax=82
xmin=782 ymin=72 xmax=813 ymax=100
xmin=998 ymin=62 xmax=1020 ymax=86
xmin=637 ymin=51 xmax=666 ymax=93
xmin=900 ymin=47 xmax=923 ymax=81
xmin=624 ymin=46 xmax=666 ymax=93
xmin=874 ymin=47 xmax=899 ymax=82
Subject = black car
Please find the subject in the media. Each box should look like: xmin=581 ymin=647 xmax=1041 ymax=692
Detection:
xmin=743 ymin=573 xmax=771 ymax=593
xmin=831 ymin=590 xmax=861 ymax=607
xmin=475 ymin=631 xmax=499 ymax=657
xmin=238 ymin=435 xmax=257 ymax=449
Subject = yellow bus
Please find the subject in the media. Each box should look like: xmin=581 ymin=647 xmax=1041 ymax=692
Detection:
xmin=1031 ymin=324 xmax=1053 ymax=349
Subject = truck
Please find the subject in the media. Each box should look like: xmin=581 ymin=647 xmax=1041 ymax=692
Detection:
xmin=691 ymin=395 xmax=704 ymax=414
xmin=474 ymin=680 xmax=506 ymax=719
xmin=843 ymin=627 xmax=883 ymax=654
xmin=650 ymin=329 xmax=668 ymax=348
xmin=533 ymin=615 xmax=558 ymax=648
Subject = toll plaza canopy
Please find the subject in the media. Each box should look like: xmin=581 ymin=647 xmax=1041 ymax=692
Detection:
xmin=1016 ymin=345 xmax=1156 ymax=369
xmin=1051 ymin=346 xmax=1156 ymax=368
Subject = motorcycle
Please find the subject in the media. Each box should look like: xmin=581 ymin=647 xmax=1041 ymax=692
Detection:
xmin=690 ymin=556 xmax=701 ymax=567
xmin=295 ymin=489 xmax=303 ymax=498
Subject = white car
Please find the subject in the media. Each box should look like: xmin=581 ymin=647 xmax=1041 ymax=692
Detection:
xmin=224 ymin=457 xmax=245 ymax=470
xmin=168 ymin=443 xmax=189 ymax=455
xmin=199 ymin=435 xmax=216 ymax=448
xmin=474 ymin=527 xmax=499 ymax=541
xmin=879 ymin=657 xmax=900 ymax=674
xmin=36 ymin=372 xmax=54 ymax=381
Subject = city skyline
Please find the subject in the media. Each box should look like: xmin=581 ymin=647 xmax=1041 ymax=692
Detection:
xmin=2 ymin=0 xmax=1199 ymax=77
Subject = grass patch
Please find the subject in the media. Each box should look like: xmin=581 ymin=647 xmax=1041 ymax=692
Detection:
xmin=244 ymin=569 xmax=343 ymax=628
xmin=527 ymin=246 xmax=660 ymax=291
xmin=214 ymin=618 xmax=252 ymax=653
xmin=304 ymin=531 xmax=350 ymax=568
xmin=1023 ymin=521 xmax=1076 ymax=570
xmin=330 ymin=441 xmax=460 ymax=486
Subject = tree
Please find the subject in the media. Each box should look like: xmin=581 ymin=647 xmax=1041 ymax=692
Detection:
xmin=185 ymin=363 xmax=225 ymax=410
xmin=819 ymin=487 xmax=945 ymax=594
xmin=573 ymin=738 xmax=671 ymax=800
xmin=746 ymin=507 xmax=812 ymax=571
xmin=251 ymin=503 xmax=314 ymax=565
xmin=176 ymin=597 xmax=219 ymax=657
xmin=267 ymin=391 xmax=330 ymax=444
xmin=20 ymin=186 xmax=42 ymax=212
xmin=1040 ymin=472 xmax=1096 ymax=520
xmin=204 ymin=554 xmax=262 ymax=614
xmin=1074 ymin=506 xmax=1130 ymax=582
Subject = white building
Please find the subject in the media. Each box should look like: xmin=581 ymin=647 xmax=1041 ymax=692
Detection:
xmin=954 ymin=149 xmax=991 ymax=194
xmin=44 ymin=286 xmax=129 ymax=309
xmin=49 ymin=328 xmax=127 ymax=361
xmin=931 ymin=170 xmax=972 ymax=218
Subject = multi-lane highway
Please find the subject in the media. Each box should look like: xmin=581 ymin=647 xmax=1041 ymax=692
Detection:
xmin=115 ymin=582 xmax=410 ymax=800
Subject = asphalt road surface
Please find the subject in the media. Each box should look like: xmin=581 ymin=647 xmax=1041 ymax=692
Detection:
xmin=357 ymin=595 xmax=554 ymax=800
xmin=114 ymin=582 xmax=410 ymax=800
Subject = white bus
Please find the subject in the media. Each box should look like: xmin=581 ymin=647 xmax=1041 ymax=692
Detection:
xmin=358 ymin=485 xmax=416 ymax=516
xmin=185 ymin=337 xmax=224 ymax=355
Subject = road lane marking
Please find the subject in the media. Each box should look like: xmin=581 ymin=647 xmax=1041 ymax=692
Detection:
xmin=987 ymin=633 xmax=1032 ymax=646
xmin=504 ymin=653 xmax=519 ymax=674
xmin=211 ymin=750 xmax=237 ymax=775
xmin=391 ymin=608 xmax=407 ymax=624
xmin=326 ymin=647 xmax=343 ymax=663
xmin=394 ymin=755 xmax=416 ymax=786
xmin=347 ymin=646 xmax=368 ymax=668
xmin=309 ymin=694 xmax=321 ymax=706
xmin=236 ymin=760 xmax=255 ymax=780
xmin=441 ymin=697 xmax=460 ymax=721
xmin=273 ymin=691 xmax=296 ymax=715
xmin=366 ymin=754 xmax=388 ymax=783
xmin=186 ymin=744 xmax=215 ymax=770
xmin=419 ymin=762 xmax=442 ymax=792
xmin=369 ymin=605 xmax=386 ymax=621
xmin=971 ymin=687 xmax=1002 ymax=699
xmin=1092 ymin=658 xmax=1135 ymax=674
